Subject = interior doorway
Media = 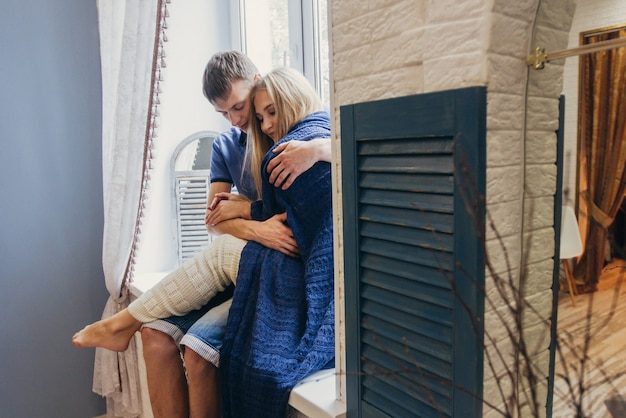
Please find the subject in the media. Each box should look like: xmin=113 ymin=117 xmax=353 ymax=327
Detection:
xmin=609 ymin=201 xmax=626 ymax=261
xmin=573 ymin=23 xmax=626 ymax=291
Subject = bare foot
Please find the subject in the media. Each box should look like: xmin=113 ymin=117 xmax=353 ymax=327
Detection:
xmin=72 ymin=309 xmax=141 ymax=352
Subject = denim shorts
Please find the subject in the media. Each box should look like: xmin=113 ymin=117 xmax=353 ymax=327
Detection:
xmin=142 ymin=286 xmax=234 ymax=366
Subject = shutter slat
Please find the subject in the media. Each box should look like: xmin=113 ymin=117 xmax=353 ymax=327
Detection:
xmin=178 ymin=199 xmax=207 ymax=205
xmin=361 ymin=304 xmax=453 ymax=351
xmin=360 ymin=172 xmax=454 ymax=194
xmin=360 ymin=205 xmax=454 ymax=233
xmin=179 ymin=214 xmax=207 ymax=218
xmin=360 ymin=222 xmax=453 ymax=251
xmin=360 ymin=189 xmax=453 ymax=213
xmin=359 ymin=155 xmax=453 ymax=174
xmin=362 ymin=360 xmax=453 ymax=404
xmin=361 ymin=253 xmax=453 ymax=290
xmin=180 ymin=231 xmax=210 ymax=237
xmin=360 ymin=269 xmax=452 ymax=308
xmin=361 ymin=390 xmax=418 ymax=418
xmin=358 ymin=137 xmax=454 ymax=156
xmin=361 ymin=284 xmax=452 ymax=326
xmin=360 ymin=237 xmax=453 ymax=271
xmin=362 ymin=376 xmax=452 ymax=418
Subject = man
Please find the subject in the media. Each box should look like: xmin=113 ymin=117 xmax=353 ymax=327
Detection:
xmin=140 ymin=51 xmax=331 ymax=418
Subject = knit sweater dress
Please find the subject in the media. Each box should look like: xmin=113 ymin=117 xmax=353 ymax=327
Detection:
xmin=219 ymin=111 xmax=335 ymax=417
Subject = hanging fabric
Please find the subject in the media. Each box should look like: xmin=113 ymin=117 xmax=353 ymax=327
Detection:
xmin=574 ymin=28 xmax=626 ymax=291
xmin=93 ymin=0 xmax=169 ymax=415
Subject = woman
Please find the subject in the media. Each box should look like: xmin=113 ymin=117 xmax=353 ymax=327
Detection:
xmin=220 ymin=68 xmax=335 ymax=417
xmin=73 ymin=67 xmax=334 ymax=417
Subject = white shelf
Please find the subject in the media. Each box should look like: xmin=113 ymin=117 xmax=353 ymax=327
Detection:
xmin=130 ymin=272 xmax=170 ymax=298
xmin=289 ymin=369 xmax=346 ymax=418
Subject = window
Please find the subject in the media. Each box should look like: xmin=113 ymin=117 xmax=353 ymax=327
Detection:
xmin=235 ymin=0 xmax=330 ymax=105
xmin=307 ymin=0 xmax=330 ymax=105
xmin=136 ymin=0 xmax=331 ymax=282
xmin=131 ymin=2 xmax=338 ymax=414
xmin=240 ymin=0 xmax=293 ymax=70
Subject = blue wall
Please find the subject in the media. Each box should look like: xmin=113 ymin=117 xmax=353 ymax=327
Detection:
xmin=0 ymin=1 xmax=108 ymax=416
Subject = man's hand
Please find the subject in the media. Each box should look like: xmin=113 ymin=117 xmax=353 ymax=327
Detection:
xmin=205 ymin=192 xmax=251 ymax=227
xmin=253 ymin=213 xmax=299 ymax=257
xmin=267 ymin=138 xmax=331 ymax=190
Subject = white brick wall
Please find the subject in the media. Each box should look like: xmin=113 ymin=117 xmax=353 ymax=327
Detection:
xmin=329 ymin=0 xmax=582 ymax=416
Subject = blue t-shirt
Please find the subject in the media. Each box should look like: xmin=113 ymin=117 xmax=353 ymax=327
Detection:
xmin=210 ymin=127 xmax=258 ymax=201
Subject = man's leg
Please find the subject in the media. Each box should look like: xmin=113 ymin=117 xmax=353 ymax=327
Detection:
xmin=184 ymin=349 xmax=221 ymax=418
xmin=141 ymin=288 xmax=234 ymax=418
xmin=180 ymin=297 xmax=232 ymax=418
xmin=141 ymin=328 xmax=188 ymax=418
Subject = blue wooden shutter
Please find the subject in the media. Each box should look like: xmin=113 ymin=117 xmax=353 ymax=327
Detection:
xmin=341 ymin=87 xmax=486 ymax=417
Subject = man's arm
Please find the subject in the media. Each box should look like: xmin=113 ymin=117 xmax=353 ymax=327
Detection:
xmin=204 ymin=182 xmax=299 ymax=257
xmin=204 ymin=182 xmax=249 ymax=235
xmin=266 ymin=137 xmax=332 ymax=190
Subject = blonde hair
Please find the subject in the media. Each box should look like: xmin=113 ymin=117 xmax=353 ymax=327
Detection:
xmin=246 ymin=67 xmax=323 ymax=195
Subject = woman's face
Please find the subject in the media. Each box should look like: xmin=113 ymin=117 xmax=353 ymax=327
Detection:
xmin=253 ymin=89 xmax=278 ymax=142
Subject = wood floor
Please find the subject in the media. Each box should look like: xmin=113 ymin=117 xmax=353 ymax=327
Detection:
xmin=552 ymin=259 xmax=626 ymax=418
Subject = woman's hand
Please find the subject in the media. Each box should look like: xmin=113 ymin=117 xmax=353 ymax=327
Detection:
xmin=205 ymin=192 xmax=251 ymax=227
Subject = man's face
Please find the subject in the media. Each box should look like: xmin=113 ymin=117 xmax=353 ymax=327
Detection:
xmin=212 ymin=79 xmax=253 ymax=133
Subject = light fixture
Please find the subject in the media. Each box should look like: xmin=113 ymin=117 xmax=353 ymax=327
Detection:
xmin=560 ymin=205 xmax=583 ymax=305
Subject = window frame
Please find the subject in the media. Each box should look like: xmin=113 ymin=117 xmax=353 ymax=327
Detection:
xmin=232 ymin=0 xmax=329 ymax=103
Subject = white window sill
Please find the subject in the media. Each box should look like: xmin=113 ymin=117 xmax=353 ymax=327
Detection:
xmin=130 ymin=271 xmax=170 ymax=298
xmin=131 ymin=272 xmax=346 ymax=418
xmin=289 ymin=369 xmax=346 ymax=418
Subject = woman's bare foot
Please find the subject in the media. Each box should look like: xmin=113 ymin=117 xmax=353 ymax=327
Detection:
xmin=72 ymin=309 xmax=142 ymax=352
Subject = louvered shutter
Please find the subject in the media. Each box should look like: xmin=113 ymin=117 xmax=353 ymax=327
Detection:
xmin=171 ymin=132 xmax=218 ymax=265
xmin=175 ymin=175 xmax=212 ymax=263
xmin=342 ymin=87 xmax=486 ymax=417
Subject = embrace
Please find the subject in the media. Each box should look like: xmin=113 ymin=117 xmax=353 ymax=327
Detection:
xmin=73 ymin=64 xmax=335 ymax=418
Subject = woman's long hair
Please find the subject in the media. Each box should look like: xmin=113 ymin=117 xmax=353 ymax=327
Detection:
xmin=245 ymin=67 xmax=323 ymax=196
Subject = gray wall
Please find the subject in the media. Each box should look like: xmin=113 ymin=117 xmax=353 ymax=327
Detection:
xmin=0 ymin=1 xmax=108 ymax=417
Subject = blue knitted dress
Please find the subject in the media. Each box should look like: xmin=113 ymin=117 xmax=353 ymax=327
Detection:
xmin=219 ymin=111 xmax=335 ymax=417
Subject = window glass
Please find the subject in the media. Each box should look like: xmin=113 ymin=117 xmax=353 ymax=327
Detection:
xmin=314 ymin=0 xmax=330 ymax=105
xmin=241 ymin=0 xmax=329 ymax=106
xmin=243 ymin=0 xmax=291 ymax=73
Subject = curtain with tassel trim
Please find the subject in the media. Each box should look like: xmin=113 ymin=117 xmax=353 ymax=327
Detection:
xmin=94 ymin=0 xmax=169 ymax=415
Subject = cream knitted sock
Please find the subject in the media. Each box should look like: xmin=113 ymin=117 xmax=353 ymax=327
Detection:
xmin=128 ymin=234 xmax=246 ymax=323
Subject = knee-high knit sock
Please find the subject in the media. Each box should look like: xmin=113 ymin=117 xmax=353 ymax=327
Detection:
xmin=128 ymin=235 xmax=246 ymax=323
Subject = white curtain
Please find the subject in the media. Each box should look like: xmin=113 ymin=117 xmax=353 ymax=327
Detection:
xmin=94 ymin=1 xmax=161 ymax=416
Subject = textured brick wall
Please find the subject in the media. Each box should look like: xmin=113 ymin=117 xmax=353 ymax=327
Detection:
xmin=517 ymin=2 xmax=577 ymax=417
xmin=329 ymin=0 xmax=578 ymax=415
